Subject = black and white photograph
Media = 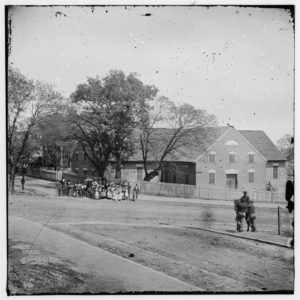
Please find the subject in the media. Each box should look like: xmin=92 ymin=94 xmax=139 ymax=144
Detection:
xmin=5 ymin=2 xmax=295 ymax=295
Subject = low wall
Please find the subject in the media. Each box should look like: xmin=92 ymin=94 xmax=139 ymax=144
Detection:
xmin=26 ymin=168 xmax=61 ymax=181
xmin=26 ymin=167 xmax=102 ymax=183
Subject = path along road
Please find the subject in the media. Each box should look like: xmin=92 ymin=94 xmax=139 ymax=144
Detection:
xmin=8 ymin=177 xmax=294 ymax=293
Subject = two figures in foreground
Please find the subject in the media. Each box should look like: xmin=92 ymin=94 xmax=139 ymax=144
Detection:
xmin=234 ymin=190 xmax=256 ymax=232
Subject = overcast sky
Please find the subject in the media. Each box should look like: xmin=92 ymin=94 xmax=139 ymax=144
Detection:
xmin=8 ymin=5 xmax=294 ymax=143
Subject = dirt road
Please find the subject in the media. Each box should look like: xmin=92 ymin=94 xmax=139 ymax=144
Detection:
xmin=8 ymin=177 xmax=294 ymax=294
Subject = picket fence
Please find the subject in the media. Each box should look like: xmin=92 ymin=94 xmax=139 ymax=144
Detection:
xmin=134 ymin=181 xmax=285 ymax=203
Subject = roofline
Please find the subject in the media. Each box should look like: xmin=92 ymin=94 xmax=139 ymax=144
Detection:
xmin=266 ymin=159 xmax=287 ymax=162
xmin=195 ymin=127 xmax=232 ymax=162
xmin=236 ymin=130 xmax=268 ymax=162
xmin=121 ymin=160 xmax=196 ymax=164
xmin=195 ymin=127 xmax=270 ymax=162
xmin=239 ymin=130 xmax=287 ymax=161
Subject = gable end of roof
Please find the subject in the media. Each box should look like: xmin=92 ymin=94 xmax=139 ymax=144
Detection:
xmin=239 ymin=130 xmax=286 ymax=161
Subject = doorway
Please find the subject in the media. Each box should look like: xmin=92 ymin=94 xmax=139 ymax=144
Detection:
xmin=226 ymin=174 xmax=238 ymax=189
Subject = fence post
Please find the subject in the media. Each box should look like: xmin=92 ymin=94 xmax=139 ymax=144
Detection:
xmin=271 ymin=191 xmax=274 ymax=202
xmin=278 ymin=206 xmax=281 ymax=235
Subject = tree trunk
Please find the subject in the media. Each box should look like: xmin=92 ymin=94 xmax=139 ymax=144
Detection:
xmin=115 ymin=155 xmax=122 ymax=180
xmin=9 ymin=165 xmax=16 ymax=194
xmin=97 ymin=166 xmax=105 ymax=178
xmin=143 ymin=169 xmax=159 ymax=181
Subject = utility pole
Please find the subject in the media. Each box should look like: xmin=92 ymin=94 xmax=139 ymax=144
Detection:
xmin=60 ymin=146 xmax=63 ymax=169
xmin=278 ymin=206 xmax=281 ymax=235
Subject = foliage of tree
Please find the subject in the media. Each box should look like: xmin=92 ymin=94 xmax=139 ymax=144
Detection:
xmin=277 ymin=134 xmax=294 ymax=178
xmin=35 ymin=103 xmax=75 ymax=169
xmin=8 ymin=67 xmax=218 ymax=187
xmin=8 ymin=67 xmax=62 ymax=192
xmin=70 ymin=70 xmax=158 ymax=178
xmin=139 ymin=97 xmax=218 ymax=181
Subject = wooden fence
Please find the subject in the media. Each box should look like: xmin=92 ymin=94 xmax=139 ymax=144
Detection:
xmin=25 ymin=167 xmax=285 ymax=203
xmin=133 ymin=181 xmax=285 ymax=203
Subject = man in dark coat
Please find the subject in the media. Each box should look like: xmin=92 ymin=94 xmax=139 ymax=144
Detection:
xmin=240 ymin=190 xmax=250 ymax=204
xmin=246 ymin=200 xmax=256 ymax=232
xmin=285 ymin=180 xmax=294 ymax=248
xmin=285 ymin=180 xmax=294 ymax=213
xmin=235 ymin=201 xmax=248 ymax=232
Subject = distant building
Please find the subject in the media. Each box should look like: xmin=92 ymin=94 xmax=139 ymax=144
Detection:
xmin=70 ymin=142 xmax=196 ymax=185
xmin=196 ymin=126 xmax=287 ymax=193
xmin=70 ymin=126 xmax=286 ymax=193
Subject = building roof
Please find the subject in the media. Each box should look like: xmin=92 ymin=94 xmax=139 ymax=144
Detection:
xmin=239 ymin=130 xmax=286 ymax=161
xmin=129 ymin=126 xmax=229 ymax=162
xmin=71 ymin=127 xmax=285 ymax=163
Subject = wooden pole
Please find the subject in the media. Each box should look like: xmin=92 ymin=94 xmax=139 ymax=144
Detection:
xmin=278 ymin=206 xmax=281 ymax=235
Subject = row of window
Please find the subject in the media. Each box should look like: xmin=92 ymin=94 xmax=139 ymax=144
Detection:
xmin=208 ymin=153 xmax=255 ymax=164
xmin=208 ymin=172 xmax=254 ymax=184
xmin=208 ymin=166 xmax=279 ymax=184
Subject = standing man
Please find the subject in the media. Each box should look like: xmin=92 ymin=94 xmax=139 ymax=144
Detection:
xmin=66 ymin=179 xmax=71 ymax=197
xmin=132 ymin=184 xmax=139 ymax=202
xmin=246 ymin=200 xmax=256 ymax=232
xmin=21 ymin=175 xmax=25 ymax=191
xmin=235 ymin=190 xmax=249 ymax=232
xmin=285 ymin=179 xmax=294 ymax=248
xmin=60 ymin=177 xmax=66 ymax=196
xmin=241 ymin=190 xmax=250 ymax=204
xmin=121 ymin=182 xmax=126 ymax=200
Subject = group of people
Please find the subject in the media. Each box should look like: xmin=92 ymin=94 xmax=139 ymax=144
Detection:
xmin=234 ymin=190 xmax=256 ymax=232
xmin=56 ymin=177 xmax=140 ymax=202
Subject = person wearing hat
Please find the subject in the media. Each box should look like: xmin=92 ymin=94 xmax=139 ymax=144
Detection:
xmin=240 ymin=189 xmax=250 ymax=204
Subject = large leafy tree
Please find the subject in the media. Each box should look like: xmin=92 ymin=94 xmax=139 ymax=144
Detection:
xmin=35 ymin=103 xmax=75 ymax=169
xmin=68 ymin=108 xmax=112 ymax=178
xmin=70 ymin=70 xmax=158 ymax=178
xmin=8 ymin=67 xmax=62 ymax=192
xmin=139 ymin=97 xmax=218 ymax=181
